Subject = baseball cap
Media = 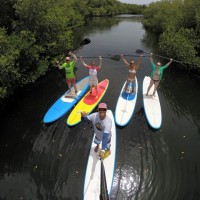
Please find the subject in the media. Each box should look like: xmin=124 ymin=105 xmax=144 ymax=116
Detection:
xmin=98 ymin=103 xmax=107 ymax=110
xmin=65 ymin=56 xmax=70 ymax=61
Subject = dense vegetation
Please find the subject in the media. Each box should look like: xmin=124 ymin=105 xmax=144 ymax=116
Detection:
xmin=143 ymin=0 xmax=200 ymax=68
xmin=0 ymin=0 xmax=145 ymax=101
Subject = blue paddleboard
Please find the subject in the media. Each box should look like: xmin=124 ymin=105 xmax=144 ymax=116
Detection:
xmin=43 ymin=76 xmax=89 ymax=123
xmin=115 ymin=77 xmax=138 ymax=126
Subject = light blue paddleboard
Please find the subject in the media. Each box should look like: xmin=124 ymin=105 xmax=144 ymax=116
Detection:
xmin=43 ymin=76 xmax=89 ymax=123
xmin=115 ymin=77 xmax=138 ymax=126
xmin=142 ymin=76 xmax=162 ymax=129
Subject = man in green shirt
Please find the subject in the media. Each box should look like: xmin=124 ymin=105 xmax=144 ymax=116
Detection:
xmin=56 ymin=51 xmax=78 ymax=96
xmin=146 ymin=53 xmax=173 ymax=96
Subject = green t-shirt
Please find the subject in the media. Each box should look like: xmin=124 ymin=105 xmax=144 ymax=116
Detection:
xmin=60 ymin=61 xmax=76 ymax=78
xmin=150 ymin=62 xmax=167 ymax=80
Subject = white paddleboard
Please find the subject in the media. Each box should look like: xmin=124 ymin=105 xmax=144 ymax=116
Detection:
xmin=142 ymin=76 xmax=162 ymax=129
xmin=115 ymin=77 xmax=138 ymax=126
xmin=83 ymin=110 xmax=116 ymax=200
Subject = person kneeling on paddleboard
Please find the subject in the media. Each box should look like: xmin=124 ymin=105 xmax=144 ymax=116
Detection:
xmin=80 ymin=103 xmax=112 ymax=159
xmin=146 ymin=53 xmax=173 ymax=97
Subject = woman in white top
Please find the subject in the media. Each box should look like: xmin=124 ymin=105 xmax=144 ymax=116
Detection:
xmin=80 ymin=56 xmax=102 ymax=98
xmin=121 ymin=54 xmax=143 ymax=94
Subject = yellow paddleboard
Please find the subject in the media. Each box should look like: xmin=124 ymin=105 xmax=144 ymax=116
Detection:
xmin=67 ymin=79 xmax=109 ymax=126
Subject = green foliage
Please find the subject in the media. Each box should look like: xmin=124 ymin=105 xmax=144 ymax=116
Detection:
xmin=143 ymin=0 xmax=200 ymax=68
xmin=159 ymin=27 xmax=200 ymax=66
xmin=0 ymin=0 xmax=146 ymax=100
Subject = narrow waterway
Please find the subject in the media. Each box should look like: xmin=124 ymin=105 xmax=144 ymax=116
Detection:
xmin=0 ymin=15 xmax=200 ymax=200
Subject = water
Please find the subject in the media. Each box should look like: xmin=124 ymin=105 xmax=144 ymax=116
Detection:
xmin=0 ymin=15 xmax=200 ymax=200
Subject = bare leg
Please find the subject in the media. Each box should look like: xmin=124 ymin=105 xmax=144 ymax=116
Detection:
xmin=90 ymin=85 xmax=93 ymax=95
xmin=95 ymin=85 xmax=98 ymax=98
xmin=132 ymin=80 xmax=136 ymax=94
xmin=68 ymin=83 xmax=72 ymax=93
xmin=124 ymin=80 xmax=129 ymax=92
xmin=153 ymin=81 xmax=160 ymax=96
xmin=73 ymin=84 xmax=78 ymax=93
xmin=146 ymin=80 xmax=154 ymax=96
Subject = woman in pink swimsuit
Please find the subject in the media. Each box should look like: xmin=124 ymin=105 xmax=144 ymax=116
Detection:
xmin=80 ymin=56 xmax=102 ymax=98
xmin=121 ymin=54 xmax=143 ymax=94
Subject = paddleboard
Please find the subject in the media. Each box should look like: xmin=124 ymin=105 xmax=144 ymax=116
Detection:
xmin=43 ymin=76 xmax=89 ymax=123
xmin=83 ymin=110 xmax=116 ymax=200
xmin=142 ymin=76 xmax=162 ymax=129
xmin=115 ymin=77 xmax=138 ymax=126
xmin=67 ymin=79 xmax=109 ymax=126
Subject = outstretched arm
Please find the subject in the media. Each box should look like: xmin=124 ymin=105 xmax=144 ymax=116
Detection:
xmin=80 ymin=111 xmax=90 ymax=122
xmin=166 ymin=58 xmax=173 ymax=67
xmin=69 ymin=51 xmax=78 ymax=62
xmin=80 ymin=56 xmax=88 ymax=67
xmin=55 ymin=61 xmax=62 ymax=69
xmin=121 ymin=54 xmax=129 ymax=66
xmin=98 ymin=56 xmax=102 ymax=69
xmin=150 ymin=53 xmax=153 ymax=63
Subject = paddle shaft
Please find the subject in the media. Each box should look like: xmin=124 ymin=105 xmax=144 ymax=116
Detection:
xmin=136 ymin=49 xmax=182 ymax=64
xmin=100 ymin=160 xmax=109 ymax=200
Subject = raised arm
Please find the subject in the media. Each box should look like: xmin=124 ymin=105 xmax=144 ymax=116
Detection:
xmin=166 ymin=58 xmax=173 ymax=67
xmin=121 ymin=54 xmax=129 ymax=66
xmin=80 ymin=56 xmax=88 ymax=67
xmin=98 ymin=56 xmax=102 ymax=68
xmin=69 ymin=51 xmax=77 ymax=62
xmin=150 ymin=53 xmax=153 ymax=63
xmin=55 ymin=61 xmax=62 ymax=69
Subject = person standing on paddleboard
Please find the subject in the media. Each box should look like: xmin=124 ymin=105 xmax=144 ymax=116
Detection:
xmin=80 ymin=103 xmax=112 ymax=159
xmin=56 ymin=51 xmax=78 ymax=97
xmin=121 ymin=54 xmax=143 ymax=94
xmin=80 ymin=56 xmax=102 ymax=98
xmin=146 ymin=53 xmax=173 ymax=96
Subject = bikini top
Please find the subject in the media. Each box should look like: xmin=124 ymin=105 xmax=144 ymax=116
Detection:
xmin=129 ymin=69 xmax=136 ymax=74
xmin=153 ymin=69 xmax=160 ymax=76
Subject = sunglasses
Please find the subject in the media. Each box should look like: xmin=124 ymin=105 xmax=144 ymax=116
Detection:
xmin=98 ymin=108 xmax=107 ymax=112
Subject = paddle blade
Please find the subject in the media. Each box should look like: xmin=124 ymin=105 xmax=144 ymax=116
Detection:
xmin=110 ymin=55 xmax=121 ymax=61
xmin=80 ymin=38 xmax=91 ymax=46
xmin=136 ymin=49 xmax=144 ymax=54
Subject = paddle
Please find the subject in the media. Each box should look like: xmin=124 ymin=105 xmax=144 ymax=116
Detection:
xmin=79 ymin=54 xmax=146 ymax=61
xmin=77 ymin=55 xmax=122 ymax=61
xmin=136 ymin=49 xmax=184 ymax=64
xmin=109 ymin=54 xmax=147 ymax=61
xmin=56 ymin=38 xmax=91 ymax=64
xmin=100 ymin=160 xmax=109 ymax=200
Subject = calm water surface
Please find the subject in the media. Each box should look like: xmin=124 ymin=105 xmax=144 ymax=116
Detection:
xmin=0 ymin=15 xmax=200 ymax=200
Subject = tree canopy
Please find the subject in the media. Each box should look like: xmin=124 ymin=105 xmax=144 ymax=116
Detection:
xmin=143 ymin=0 xmax=200 ymax=68
xmin=0 ymin=0 xmax=145 ymax=101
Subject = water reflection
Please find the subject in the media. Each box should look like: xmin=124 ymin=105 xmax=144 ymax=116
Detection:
xmin=1 ymin=15 xmax=200 ymax=200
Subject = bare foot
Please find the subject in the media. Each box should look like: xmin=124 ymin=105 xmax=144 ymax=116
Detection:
xmin=146 ymin=93 xmax=149 ymax=96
